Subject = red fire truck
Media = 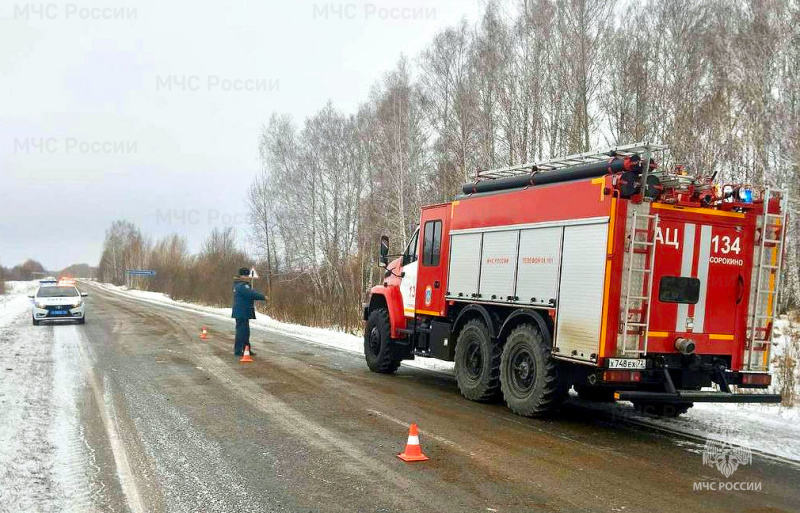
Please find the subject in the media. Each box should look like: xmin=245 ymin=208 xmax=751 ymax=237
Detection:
xmin=363 ymin=142 xmax=786 ymax=417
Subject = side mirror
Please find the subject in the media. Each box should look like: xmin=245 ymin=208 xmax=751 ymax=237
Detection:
xmin=81 ymin=292 xmax=89 ymax=297
xmin=27 ymin=294 xmax=34 ymax=299
xmin=379 ymin=235 xmax=389 ymax=267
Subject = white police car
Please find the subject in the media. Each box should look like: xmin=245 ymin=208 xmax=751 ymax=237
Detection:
xmin=29 ymin=278 xmax=88 ymax=325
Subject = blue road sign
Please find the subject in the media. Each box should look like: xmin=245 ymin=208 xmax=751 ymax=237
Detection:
xmin=126 ymin=269 xmax=156 ymax=277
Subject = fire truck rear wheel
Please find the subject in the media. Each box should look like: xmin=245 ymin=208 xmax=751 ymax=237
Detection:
xmin=454 ymin=319 xmax=502 ymax=402
xmin=633 ymin=401 xmax=693 ymax=417
xmin=364 ymin=308 xmax=402 ymax=374
xmin=500 ymin=323 xmax=568 ymax=417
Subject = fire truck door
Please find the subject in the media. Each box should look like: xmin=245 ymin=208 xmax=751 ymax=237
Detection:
xmin=650 ymin=219 xmax=748 ymax=344
xmin=699 ymin=223 xmax=748 ymax=338
xmin=415 ymin=205 xmax=449 ymax=316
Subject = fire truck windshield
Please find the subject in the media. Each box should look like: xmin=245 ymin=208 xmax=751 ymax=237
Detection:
xmin=402 ymin=229 xmax=419 ymax=266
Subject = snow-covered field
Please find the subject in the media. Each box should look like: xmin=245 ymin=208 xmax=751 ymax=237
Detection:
xmin=89 ymin=281 xmax=800 ymax=463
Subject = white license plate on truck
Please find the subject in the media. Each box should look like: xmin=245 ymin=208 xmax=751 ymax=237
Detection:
xmin=607 ymin=358 xmax=647 ymax=370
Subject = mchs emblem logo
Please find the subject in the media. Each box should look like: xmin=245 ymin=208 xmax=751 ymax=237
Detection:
xmin=702 ymin=424 xmax=752 ymax=478
xmin=424 ymin=286 xmax=433 ymax=306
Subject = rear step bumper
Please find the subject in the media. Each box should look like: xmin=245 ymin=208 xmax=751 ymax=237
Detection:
xmin=614 ymin=390 xmax=782 ymax=404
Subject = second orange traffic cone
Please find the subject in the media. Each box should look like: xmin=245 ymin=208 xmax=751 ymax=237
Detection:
xmin=200 ymin=327 xmax=208 ymax=340
xmin=397 ymin=423 xmax=429 ymax=462
xmin=240 ymin=344 xmax=253 ymax=363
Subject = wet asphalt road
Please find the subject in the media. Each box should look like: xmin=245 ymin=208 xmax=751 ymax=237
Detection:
xmin=7 ymin=283 xmax=800 ymax=513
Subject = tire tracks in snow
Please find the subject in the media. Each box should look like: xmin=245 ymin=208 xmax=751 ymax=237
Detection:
xmin=0 ymin=305 xmax=104 ymax=512
xmin=51 ymin=325 xmax=108 ymax=513
xmin=191 ymin=351 xmax=444 ymax=513
xmin=0 ymin=299 xmax=139 ymax=513
xmin=0 ymin=317 xmax=60 ymax=512
xmin=71 ymin=324 xmax=146 ymax=513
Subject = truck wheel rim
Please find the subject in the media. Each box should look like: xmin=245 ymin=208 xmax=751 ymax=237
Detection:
xmin=368 ymin=326 xmax=382 ymax=355
xmin=509 ymin=347 xmax=535 ymax=393
xmin=465 ymin=341 xmax=483 ymax=380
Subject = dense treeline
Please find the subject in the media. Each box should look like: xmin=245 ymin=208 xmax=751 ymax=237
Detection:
xmin=1 ymin=259 xmax=46 ymax=282
xmin=97 ymin=0 xmax=800 ymax=334
xmin=0 ymin=259 xmax=45 ymax=295
xmin=0 ymin=259 xmax=95 ymax=295
xmin=249 ymin=0 xmax=800 ymax=330
xmin=95 ymin=217 xmax=357 ymax=328
xmin=59 ymin=263 xmax=96 ymax=279
xmin=96 ymin=221 xmax=255 ymax=308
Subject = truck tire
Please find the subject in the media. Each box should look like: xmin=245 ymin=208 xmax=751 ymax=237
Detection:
xmin=364 ymin=308 xmax=401 ymax=374
xmin=575 ymin=385 xmax=616 ymax=402
xmin=633 ymin=401 xmax=693 ymax=417
xmin=454 ymin=319 xmax=502 ymax=402
xmin=32 ymin=317 xmax=40 ymax=326
xmin=500 ymin=323 xmax=568 ymax=416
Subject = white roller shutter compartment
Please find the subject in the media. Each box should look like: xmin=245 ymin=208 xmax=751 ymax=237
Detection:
xmin=447 ymin=233 xmax=482 ymax=298
xmin=555 ymin=222 xmax=609 ymax=361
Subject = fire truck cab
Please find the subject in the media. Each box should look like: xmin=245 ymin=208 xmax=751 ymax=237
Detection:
xmin=363 ymin=143 xmax=785 ymax=417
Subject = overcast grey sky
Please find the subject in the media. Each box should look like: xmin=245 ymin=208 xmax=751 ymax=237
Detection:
xmin=0 ymin=0 xmax=484 ymax=270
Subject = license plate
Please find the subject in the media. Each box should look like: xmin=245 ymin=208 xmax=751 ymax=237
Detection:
xmin=51 ymin=310 xmax=67 ymax=315
xmin=607 ymin=358 xmax=647 ymax=370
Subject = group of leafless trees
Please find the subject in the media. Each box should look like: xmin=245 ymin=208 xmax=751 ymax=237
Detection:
xmin=248 ymin=0 xmax=800 ymax=331
xmin=0 ymin=260 xmax=97 ymax=295
xmin=1 ymin=259 xmax=46 ymax=282
xmin=92 ymin=0 xmax=800 ymax=336
xmin=96 ymin=221 xmax=253 ymax=306
xmin=775 ymin=314 xmax=800 ymax=405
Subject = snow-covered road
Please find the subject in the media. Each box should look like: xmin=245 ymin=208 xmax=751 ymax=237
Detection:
xmin=92 ymin=281 xmax=800 ymax=463
xmin=2 ymin=280 xmax=799 ymax=513
xmin=0 ymin=282 xmax=136 ymax=512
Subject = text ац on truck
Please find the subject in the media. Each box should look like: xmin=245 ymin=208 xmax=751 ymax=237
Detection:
xmin=363 ymin=142 xmax=786 ymax=418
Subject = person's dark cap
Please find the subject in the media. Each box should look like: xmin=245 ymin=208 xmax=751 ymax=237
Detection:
xmin=238 ymin=267 xmax=250 ymax=277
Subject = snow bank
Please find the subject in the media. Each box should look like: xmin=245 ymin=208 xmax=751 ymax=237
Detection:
xmin=0 ymin=281 xmax=37 ymax=327
xmin=573 ymin=396 xmax=800 ymax=462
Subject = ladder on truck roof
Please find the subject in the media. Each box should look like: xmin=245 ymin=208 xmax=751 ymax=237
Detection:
xmin=744 ymin=188 xmax=787 ymax=371
xmin=621 ymin=209 xmax=660 ymax=355
xmin=476 ymin=142 xmax=668 ymax=180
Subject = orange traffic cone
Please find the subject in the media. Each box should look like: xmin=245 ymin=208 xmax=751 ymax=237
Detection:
xmin=397 ymin=423 xmax=429 ymax=462
xmin=240 ymin=344 xmax=253 ymax=363
xmin=200 ymin=327 xmax=208 ymax=340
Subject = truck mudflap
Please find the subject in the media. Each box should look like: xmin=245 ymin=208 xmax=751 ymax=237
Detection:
xmin=614 ymin=390 xmax=782 ymax=404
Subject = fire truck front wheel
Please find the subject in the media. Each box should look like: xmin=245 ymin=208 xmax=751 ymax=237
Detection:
xmin=364 ymin=308 xmax=402 ymax=374
xmin=454 ymin=319 xmax=502 ymax=402
xmin=500 ymin=324 xmax=568 ymax=417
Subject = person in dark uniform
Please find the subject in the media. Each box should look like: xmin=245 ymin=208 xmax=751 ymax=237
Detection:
xmin=231 ymin=267 xmax=266 ymax=356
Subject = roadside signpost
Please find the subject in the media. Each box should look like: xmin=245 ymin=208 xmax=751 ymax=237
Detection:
xmin=126 ymin=270 xmax=156 ymax=277
xmin=125 ymin=269 xmax=156 ymax=289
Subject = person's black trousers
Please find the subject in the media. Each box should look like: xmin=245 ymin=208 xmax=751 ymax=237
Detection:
xmin=234 ymin=318 xmax=251 ymax=355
